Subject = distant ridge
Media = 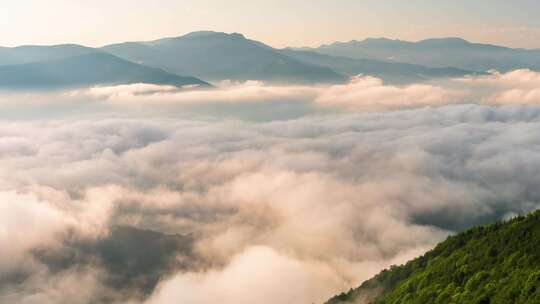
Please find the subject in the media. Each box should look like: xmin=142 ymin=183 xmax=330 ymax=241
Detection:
xmin=310 ymin=37 xmax=540 ymax=72
xmin=0 ymin=52 xmax=210 ymax=89
xmin=320 ymin=37 xmax=489 ymax=49
xmin=0 ymin=44 xmax=97 ymax=66
xmin=279 ymin=48 xmax=480 ymax=84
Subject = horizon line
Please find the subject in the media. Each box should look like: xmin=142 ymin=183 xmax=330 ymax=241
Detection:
xmin=1 ymin=30 xmax=539 ymax=51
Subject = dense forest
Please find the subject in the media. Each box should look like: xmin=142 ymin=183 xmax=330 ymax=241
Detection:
xmin=327 ymin=210 xmax=540 ymax=304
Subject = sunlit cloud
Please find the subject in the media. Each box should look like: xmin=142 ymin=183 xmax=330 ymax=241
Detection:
xmin=2 ymin=102 xmax=540 ymax=302
xmin=3 ymin=70 xmax=540 ymax=120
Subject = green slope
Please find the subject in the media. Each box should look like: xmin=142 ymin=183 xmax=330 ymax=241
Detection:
xmin=327 ymin=211 xmax=540 ymax=304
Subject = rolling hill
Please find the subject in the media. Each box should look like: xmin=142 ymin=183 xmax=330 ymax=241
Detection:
xmin=326 ymin=210 xmax=540 ymax=304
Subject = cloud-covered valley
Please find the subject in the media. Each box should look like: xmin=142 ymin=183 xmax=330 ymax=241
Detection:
xmin=2 ymin=70 xmax=540 ymax=303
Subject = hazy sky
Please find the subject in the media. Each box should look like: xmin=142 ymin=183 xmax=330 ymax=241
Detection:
xmin=2 ymin=0 xmax=540 ymax=48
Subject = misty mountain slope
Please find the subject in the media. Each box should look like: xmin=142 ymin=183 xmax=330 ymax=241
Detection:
xmin=102 ymin=31 xmax=347 ymax=84
xmin=0 ymin=52 xmax=210 ymax=89
xmin=0 ymin=44 xmax=98 ymax=66
xmin=279 ymin=48 xmax=479 ymax=84
xmin=311 ymin=37 xmax=540 ymax=72
xmin=327 ymin=211 xmax=540 ymax=304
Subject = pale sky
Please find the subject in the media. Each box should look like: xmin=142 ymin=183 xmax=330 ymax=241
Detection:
xmin=2 ymin=0 xmax=540 ymax=48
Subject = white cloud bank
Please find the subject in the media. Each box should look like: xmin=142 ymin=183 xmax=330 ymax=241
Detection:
xmin=3 ymin=69 xmax=540 ymax=119
xmin=2 ymin=103 xmax=540 ymax=303
xmin=39 ymin=69 xmax=540 ymax=112
xmin=2 ymin=70 xmax=540 ymax=303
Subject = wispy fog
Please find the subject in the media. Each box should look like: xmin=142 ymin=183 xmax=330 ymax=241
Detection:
xmin=2 ymin=71 xmax=540 ymax=303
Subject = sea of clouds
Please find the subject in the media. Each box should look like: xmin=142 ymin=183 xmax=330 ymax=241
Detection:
xmin=2 ymin=70 xmax=540 ymax=304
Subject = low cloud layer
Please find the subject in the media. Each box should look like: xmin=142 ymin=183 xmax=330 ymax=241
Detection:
xmin=3 ymin=70 xmax=540 ymax=303
xmin=0 ymin=105 xmax=540 ymax=304
xmin=76 ymin=69 xmax=540 ymax=113
xmin=2 ymin=69 xmax=540 ymax=121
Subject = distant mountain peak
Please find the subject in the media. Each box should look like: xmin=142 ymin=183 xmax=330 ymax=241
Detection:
xmin=102 ymin=31 xmax=345 ymax=84
xmin=322 ymin=37 xmax=410 ymax=48
xmin=312 ymin=35 xmax=528 ymax=71
xmin=143 ymin=31 xmax=250 ymax=47
xmin=179 ymin=31 xmax=246 ymax=40
xmin=182 ymin=30 xmax=220 ymax=38
xmin=362 ymin=37 xmax=401 ymax=43
xmin=326 ymin=37 xmax=472 ymax=48
xmin=229 ymin=32 xmax=246 ymax=39
xmin=417 ymin=37 xmax=471 ymax=46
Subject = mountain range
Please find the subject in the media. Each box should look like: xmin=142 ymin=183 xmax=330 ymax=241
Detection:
xmin=2 ymin=32 xmax=540 ymax=89
xmin=100 ymin=31 xmax=486 ymax=84
xmin=326 ymin=210 xmax=540 ymax=304
xmin=279 ymin=48 xmax=478 ymax=84
xmin=102 ymin=31 xmax=347 ymax=84
xmin=309 ymin=37 xmax=540 ymax=72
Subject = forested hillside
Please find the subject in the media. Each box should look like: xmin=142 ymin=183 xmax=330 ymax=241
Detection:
xmin=327 ymin=211 xmax=540 ymax=304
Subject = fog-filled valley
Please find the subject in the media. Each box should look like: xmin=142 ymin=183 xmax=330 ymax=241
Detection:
xmin=2 ymin=76 xmax=540 ymax=303
xmin=2 ymin=30 xmax=540 ymax=304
